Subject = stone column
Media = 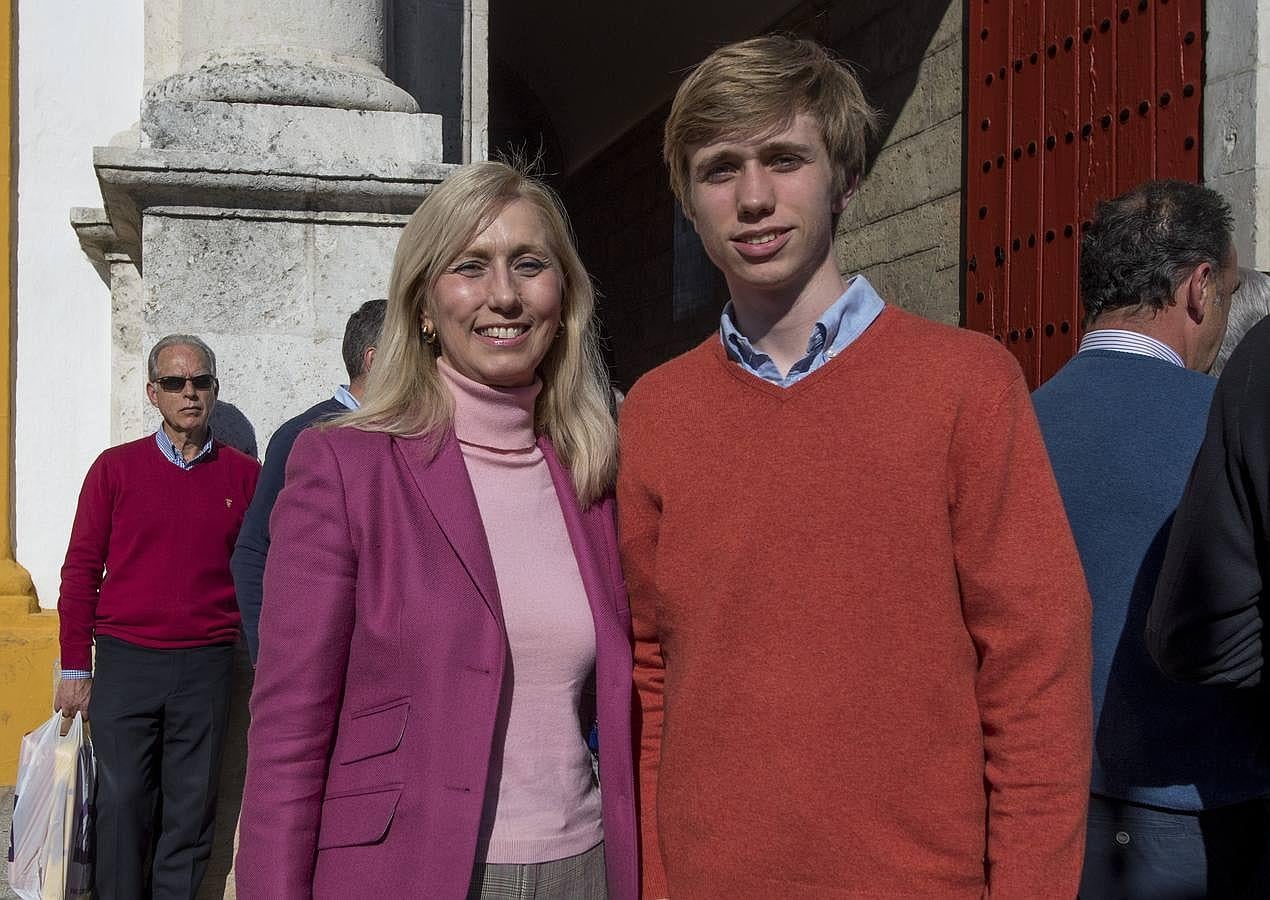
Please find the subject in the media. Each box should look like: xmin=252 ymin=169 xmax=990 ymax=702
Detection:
xmin=74 ymin=3 xmax=460 ymax=891
xmin=1205 ymin=0 xmax=1270 ymax=269
xmin=89 ymin=0 xmax=452 ymax=452
xmin=149 ymin=0 xmax=418 ymax=112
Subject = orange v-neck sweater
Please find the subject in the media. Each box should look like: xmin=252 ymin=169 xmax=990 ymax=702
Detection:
xmin=618 ymin=306 xmax=1092 ymax=899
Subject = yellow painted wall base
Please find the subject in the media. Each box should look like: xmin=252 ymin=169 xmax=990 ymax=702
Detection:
xmin=0 ymin=590 xmax=59 ymax=785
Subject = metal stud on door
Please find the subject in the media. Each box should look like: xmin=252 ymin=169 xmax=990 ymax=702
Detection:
xmin=965 ymin=0 xmax=1203 ymax=389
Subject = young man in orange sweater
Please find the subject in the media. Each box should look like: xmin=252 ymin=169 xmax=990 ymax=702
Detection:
xmin=617 ymin=35 xmax=1093 ymax=899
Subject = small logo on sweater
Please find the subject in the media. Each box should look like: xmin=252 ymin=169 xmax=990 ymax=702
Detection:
xmin=225 ymin=499 xmax=233 ymax=508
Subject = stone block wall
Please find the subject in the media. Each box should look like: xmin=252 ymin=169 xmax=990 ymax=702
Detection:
xmin=1204 ymin=1 xmax=1269 ymax=271
xmin=832 ymin=0 xmax=964 ymax=326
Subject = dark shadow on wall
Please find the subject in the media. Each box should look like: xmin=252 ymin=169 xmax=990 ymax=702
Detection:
xmin=195 ymin=643 xmax=253 ymax=900
xmin=770 ymin=0 xmax=959 ymax=178
xmin=389 ymin=0 xmax=464 ymax=164
xmin=488 ymin=59 xmax=566 ymax=181
xmin=211 ymin=401 xmax=258 ymax=460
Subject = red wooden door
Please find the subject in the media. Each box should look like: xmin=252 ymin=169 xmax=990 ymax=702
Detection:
xmin=965 ymin=0 xmax=1203 ymax=387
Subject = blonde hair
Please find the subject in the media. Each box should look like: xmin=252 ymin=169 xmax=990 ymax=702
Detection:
xmin=336 ymin=161 xmax=618 ymax=506
xmin=663 ymin=34 xmax=880 ymax=215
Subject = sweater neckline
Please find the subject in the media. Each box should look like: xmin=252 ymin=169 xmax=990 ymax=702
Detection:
xmin=707 ymin=303 xmax=897 ymax=399
xmin=438 ymin=358 xmax=540 ymax=451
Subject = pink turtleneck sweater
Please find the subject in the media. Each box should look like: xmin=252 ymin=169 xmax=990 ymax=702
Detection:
xmin=439 ymin=359 xmax=603 ymax=864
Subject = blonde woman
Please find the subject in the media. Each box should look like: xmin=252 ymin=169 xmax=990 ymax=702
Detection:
xmin=236 ymin=162 xmax=637 ymax=900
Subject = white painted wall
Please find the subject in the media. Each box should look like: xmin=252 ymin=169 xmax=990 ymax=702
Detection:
xmin=16 ymin=0 xmax=145 ymax=607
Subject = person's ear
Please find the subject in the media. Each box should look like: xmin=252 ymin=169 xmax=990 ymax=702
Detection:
xmin=363 ymin=346 xmax=376 ymax=374
xmin=831 ymin=174 xmax=860 ymax=215
xmin=1185 ymin=262 xmax=1215 ymax=323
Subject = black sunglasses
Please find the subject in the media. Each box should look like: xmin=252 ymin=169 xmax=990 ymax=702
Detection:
xmin=153 ymin=374 xmax=215 ymax=392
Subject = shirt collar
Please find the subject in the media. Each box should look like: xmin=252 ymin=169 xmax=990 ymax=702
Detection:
xmin=1078 ymin=329 xmax=1186 ymax=368
xmin=154 ymin=428 xmax=214 ymax=470
xmin=333 ymin=384 xmax=360 ymax=410
xmin=719 ymin=274 xmax=886 ymax=385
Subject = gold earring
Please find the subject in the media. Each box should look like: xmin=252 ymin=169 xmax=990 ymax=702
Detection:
xmin=421 ymin=323 xmax=437 ymax=345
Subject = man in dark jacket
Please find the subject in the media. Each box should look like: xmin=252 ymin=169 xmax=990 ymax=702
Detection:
xmin=1149 ymin=311 xmax=1270 ymax=688
xmin=231 ymin=298 xmax=384 ymax=661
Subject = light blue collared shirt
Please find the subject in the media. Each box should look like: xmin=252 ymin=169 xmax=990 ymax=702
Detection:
xmin=332 ymin=384 xmax=360 ymax=410
xmin=154 ymin=428 xmax=214 ymax=470
xmin=720 ymin=275 xmax=886 ymax=386
xmin=1078 ymin=329 xmax=1186 ymax=368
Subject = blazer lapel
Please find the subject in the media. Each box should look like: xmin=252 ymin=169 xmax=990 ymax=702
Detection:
xmin=539 ymin=437 xmax=620 ymax=633
xmin=393 ymin=431 xmax=504 ymax=626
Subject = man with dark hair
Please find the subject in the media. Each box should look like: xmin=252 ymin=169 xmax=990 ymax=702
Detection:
xmin=231 ymin=298 xmax=385 ymax=662
xmin=55 ymin=334 xmax=260 ymax=899
xmin=1032 ymin=180 xmax=1264 ymax=897
xmin=619 ymin=35 xmax=1092 ymax=898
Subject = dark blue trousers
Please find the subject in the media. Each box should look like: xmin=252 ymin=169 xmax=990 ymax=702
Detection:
xmin=91 ymin=636 xmax=235 ymax=900
xmin=1080 ymin=794 xmax=1270 ymax=899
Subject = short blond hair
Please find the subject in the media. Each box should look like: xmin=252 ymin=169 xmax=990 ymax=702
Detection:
xmin=336 ymin=161 xmax=618 ymax=506
xmin=663 ymin=35 xmax=880 ymax=215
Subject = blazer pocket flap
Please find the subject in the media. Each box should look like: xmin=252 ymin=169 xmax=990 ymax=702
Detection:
xmin=340 ymin=699 xmax=410 ymax=764
xmin=317 ymin=785 xmax=402 ymax=849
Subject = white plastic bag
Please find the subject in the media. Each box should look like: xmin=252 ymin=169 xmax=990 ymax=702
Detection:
xmin=7 ymin=712 xmax=95 ymax=900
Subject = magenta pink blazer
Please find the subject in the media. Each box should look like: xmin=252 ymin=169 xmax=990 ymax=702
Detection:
xmin=234 ymin=426 xmax=638 ymax=899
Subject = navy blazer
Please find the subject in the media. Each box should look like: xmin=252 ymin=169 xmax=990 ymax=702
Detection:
xmin=231 ymin=396 xmax=347 ymax=661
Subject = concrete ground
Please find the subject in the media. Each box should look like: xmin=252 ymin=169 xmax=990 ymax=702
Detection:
xmin=1 ymin=786 xmax=18 ymax=899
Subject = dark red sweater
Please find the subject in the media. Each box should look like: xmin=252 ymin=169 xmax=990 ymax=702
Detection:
xmin=58 ymin=435 xmax=260 ymax=671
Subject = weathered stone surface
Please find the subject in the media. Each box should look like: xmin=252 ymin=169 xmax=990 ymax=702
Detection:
xmin=828 ymin=0 xmax=964 ymax=327
xmin=111 ymin=258 xmax=146 ymax=445
xmin=156 ymin=0 xmax=416 ymax=113
xmin=142 ymin=100 xmax=442 ymax=171
xmin=181 ymin=1 xmax=391 ymax=74
xmin=1204 ymin=0 xmax=1270 ymax=270
xmin=94 ymin=145 xmax=446 ymax=261
xmin=835 ymin=0 xmax=961 ymax=86
xmin=1204 ymin=70 xmax=1257 ymax=179
xmin=870 ymin=40 xmax=962 ymax=148
xmin=148 ymin=54 xmax=420 ymax=115
xmin=1207 ymin=1 xmax=1260 ymax=81
xmin=142 ymin=215 xmax=397 ymax=334
xmin=1206 ymin=168 xmax=1268 ymax=273
xmin=863 ymin=254 xmax=960 ymax=326
xmin=844 ymin=115 xmax=961 ymax=230
xmin=838 ymin=192 xmax=961 ymax=274
xmin=135 ymin=210 xmax=393 ymax=456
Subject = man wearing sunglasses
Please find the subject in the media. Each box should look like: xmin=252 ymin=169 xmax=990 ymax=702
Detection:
xmin=54 ymin=333 xmax=260 ymax=900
